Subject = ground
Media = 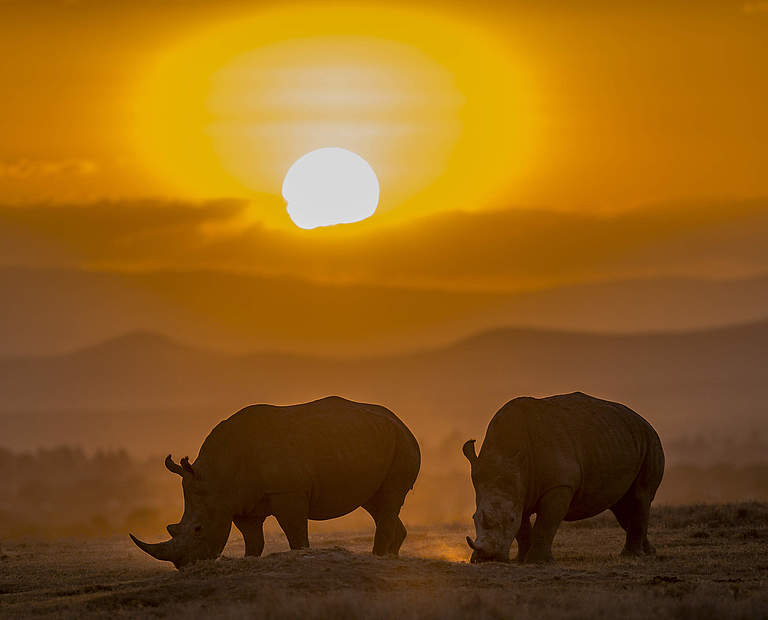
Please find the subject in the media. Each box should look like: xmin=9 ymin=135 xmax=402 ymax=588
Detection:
xmin=1 ymin=504 xmax=767 ymax=619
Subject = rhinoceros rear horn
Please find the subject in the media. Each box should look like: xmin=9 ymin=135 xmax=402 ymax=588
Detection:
xmin=130 ymin=533 xmax=180 ymax=563
xmin=462 ymin=439 xmax=478 ymax=465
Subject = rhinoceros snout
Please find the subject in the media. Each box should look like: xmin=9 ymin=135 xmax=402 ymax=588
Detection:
xmin=466 ymin=536 xmax=508 ymax=563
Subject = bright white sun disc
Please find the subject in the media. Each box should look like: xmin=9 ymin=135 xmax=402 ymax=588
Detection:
xmin=282 ymin=147 xmax=380 ymax=229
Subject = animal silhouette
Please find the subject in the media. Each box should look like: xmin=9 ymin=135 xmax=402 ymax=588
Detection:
xmin=464 ymin=392 xmax=664 ymax=563
xmin=131 ymin=396 xmax=420 ymax=568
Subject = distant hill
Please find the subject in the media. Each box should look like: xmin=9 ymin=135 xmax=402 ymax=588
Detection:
xmin=1 ymin=321 xmax=766 ymax=463
xmin=2 ymin=267 xmax=768 ymax=357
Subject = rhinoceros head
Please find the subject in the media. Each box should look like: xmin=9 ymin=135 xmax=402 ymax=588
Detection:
xmin=462 ymin=439 xmax=523 ymax=563
xmin=130 ymin=455 xmax=231 ymax=569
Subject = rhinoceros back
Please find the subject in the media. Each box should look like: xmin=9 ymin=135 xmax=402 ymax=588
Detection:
xmin=194 ymin=396 xmax=420 ymax=520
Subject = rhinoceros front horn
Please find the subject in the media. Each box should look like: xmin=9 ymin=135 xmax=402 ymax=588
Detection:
xmin=129 ymin=533 xmax=180 ymax=563
xmin=466 ymin=536 xmax=479 ymax=551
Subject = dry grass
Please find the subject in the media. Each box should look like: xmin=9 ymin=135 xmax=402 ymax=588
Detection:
xmin=1 ymin=503 xmax=767 ymax=619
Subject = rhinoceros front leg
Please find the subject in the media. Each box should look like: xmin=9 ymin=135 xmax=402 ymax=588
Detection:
xmin=269 ymin=493 xmax=310 ymax=550
xmin=515 ymin=515 xmax=532 ymax=563
xmin=524 ymin=486 xmax=573 ymax=563
xmin=233 ymin=514 xmax=266 ymax=557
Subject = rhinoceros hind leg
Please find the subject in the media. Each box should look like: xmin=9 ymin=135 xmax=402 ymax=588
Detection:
xmin=524 ymin=486 xmax=572 ymax=563
xmin=364 ymin=491 xmax=408 ymax=556
xmin=269 ymin=493 xmax=310 ymax=550
xmin=615 ymin=444 xmax=662 ymax=558
xmin=612 ymin=490 xmax=652 ymax=557
xmin=395 ymin=518 xmax=407 ymax=551
xmin=364 ymin=464 xmax=414 ymax=555
xmin=233 ymin=514 xmax=266 ymax=557
xmin=368 ymin=513 xmax=406 ymax=556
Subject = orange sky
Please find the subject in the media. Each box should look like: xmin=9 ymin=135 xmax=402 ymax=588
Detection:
xmin=2 ymin=0 xmax=766 ymax=208
xmin=3 ymin=2 xmax=768 ymax=533
xmin=1 ymin=0 xmax=767 ymax=291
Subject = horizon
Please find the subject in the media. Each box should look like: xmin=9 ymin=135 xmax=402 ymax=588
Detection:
xmin=5 ymin=309 xmax=768 ymax=362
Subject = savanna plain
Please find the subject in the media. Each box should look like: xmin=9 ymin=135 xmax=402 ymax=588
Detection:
xmin=2 ymin=503 xmax=767 ymax=619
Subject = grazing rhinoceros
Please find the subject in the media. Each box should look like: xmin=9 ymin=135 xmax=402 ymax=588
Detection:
xmin=130 ymin=396 xmax=420 ymax=568
xmin=463 ymin=392 xmax=664 ymax=563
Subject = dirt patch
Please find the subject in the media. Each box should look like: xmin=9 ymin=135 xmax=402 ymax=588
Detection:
xmin=2 ymin=504 xmax=767 ymax=618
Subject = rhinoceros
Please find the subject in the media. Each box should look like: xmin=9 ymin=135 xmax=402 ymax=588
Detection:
xmin=463 ymin=392 xmax=664 ymax=563
xmin=130 ymin=396 xmax=420 ymax=568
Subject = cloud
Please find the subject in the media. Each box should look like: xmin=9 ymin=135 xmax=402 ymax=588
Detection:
xmin=1 ymin=197 xmax=767 ymax=290
xmin=0 ymin=158 xmax=98 ymax=179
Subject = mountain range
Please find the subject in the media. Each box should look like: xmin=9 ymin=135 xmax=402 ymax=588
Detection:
xmin=3 ymin=267 xmax=768 ymax=356
xmin=1 ymin=320 xmax=765 ymax=464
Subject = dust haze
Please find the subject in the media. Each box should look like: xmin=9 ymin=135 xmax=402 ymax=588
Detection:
xmin=2 ymin=317 xmax=767 ymax=539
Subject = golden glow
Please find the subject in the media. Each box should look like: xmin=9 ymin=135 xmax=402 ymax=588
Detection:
xmin=129 ymin=4 xmax=537 ymax=229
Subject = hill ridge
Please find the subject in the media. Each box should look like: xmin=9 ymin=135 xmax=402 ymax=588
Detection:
xmin=6 ymin=316 xmax=768 ymax=363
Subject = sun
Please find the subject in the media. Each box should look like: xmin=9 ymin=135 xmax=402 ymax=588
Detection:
xmin=282 ymin=148 xmax=380 ymax=229
xmin=129 ymin=5 xmax=538 ymax=229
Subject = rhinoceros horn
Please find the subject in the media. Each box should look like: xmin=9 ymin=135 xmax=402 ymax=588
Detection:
xmin=462 ymin=439 xmax=478 ymax=465
xmin=129 ymin=533 xmax=180 ymax=563
xmin=466 ymin=536 xmax=480 ymax=551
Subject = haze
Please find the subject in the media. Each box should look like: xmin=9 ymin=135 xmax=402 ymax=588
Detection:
xmin=1 ymin=0 xmax=767 ymax=539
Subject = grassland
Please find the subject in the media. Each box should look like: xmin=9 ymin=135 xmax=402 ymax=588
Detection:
xmin=1 ymin=503 xmax=767 ymax=619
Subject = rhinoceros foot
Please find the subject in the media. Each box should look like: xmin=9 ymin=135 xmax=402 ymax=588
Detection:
xmin=522 ymin=549 xmax=555 ymax=564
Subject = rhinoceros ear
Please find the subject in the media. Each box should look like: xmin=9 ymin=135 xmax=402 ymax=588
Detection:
xmin=165 ymin=454 xmax=185 ymax=477
xmin=180 ymin=456 xmax=195 ymax=476
xmin=462 ymin=439 xmax=478 ymax=465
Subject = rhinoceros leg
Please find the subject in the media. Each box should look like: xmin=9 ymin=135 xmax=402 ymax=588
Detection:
xmin=370 ymin=514 xmax=407 ymax=556
xmin=363 ymin=491 xmax=408 ymax=556
xmin=233 ymin=514 xmax=266 ymax=557
xmin=363 ymin=481 xmax=408 ymax=555
xmin=515 ymin=515 xmax=532 ymax=563
xmin=612 ymin=490 xmax=653 ymax=557
xmin=364 ymin=512 xmax=405 ymax=556
xmin=269 ymin=493 xmax=310 ymax=550
xmin=363 ymin=443 xmax=415 ymax=556
xmin=525 ymin=487 xmax=573 ymax=563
